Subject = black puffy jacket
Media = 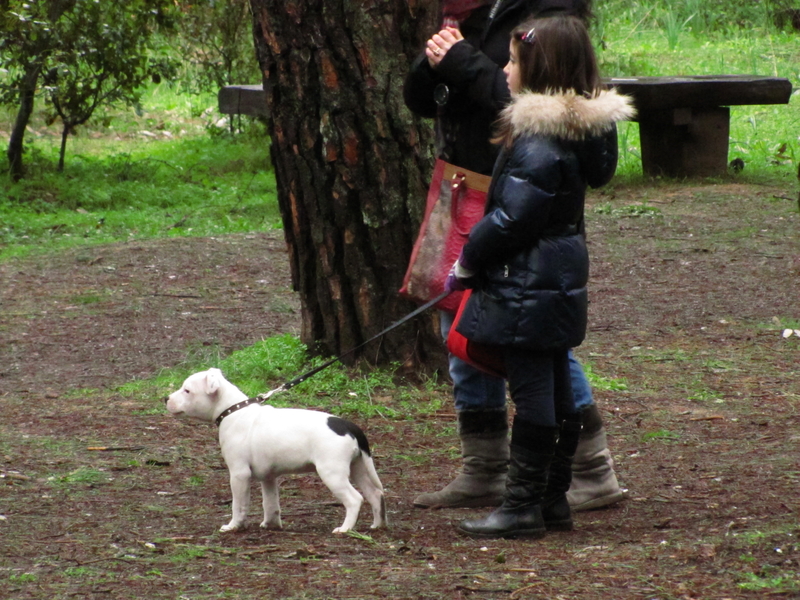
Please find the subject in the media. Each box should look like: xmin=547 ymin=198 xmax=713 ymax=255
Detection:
xmin=456 ymin=90 xmax=635 ymax=350
xmin=403 ymin=0 xmax=588 ymax=175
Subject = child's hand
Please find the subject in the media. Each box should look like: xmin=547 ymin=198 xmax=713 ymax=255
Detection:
xmin=444 ymin=258 xmax=475 ymax=293
xmin=426 ymin=27 xmax=465 ymax=68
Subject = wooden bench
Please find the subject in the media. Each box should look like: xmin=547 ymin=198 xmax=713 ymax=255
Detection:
xmin=606 ymin=75 xmax=793 ymax=177
xmin=218 ymin=84 xmax=269 ymax=118
xmin=219 ymin=76 xmax=794 ymax=177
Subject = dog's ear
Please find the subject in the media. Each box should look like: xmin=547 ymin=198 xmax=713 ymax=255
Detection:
xmin=205 ymin=368 xmax=223 ymax=396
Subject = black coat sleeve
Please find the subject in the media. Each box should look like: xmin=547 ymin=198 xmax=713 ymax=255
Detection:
xmin=436 ymin=40 xmax=512 ymax=115
xmin=581 ymin=126 xmax=619 ymax=189
xmin=403 ymin=53 xmax=441 ymax=119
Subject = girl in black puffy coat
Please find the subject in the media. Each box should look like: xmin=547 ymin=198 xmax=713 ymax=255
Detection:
xmin=447 ymin=14 xmax=634 ymax=539
xmin=405 ymin=1 xmax=627 ymax=518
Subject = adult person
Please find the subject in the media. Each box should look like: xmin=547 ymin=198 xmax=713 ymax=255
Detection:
xmin=403 ymin=0 xmax=625 ymax=512
xmin=451 ymin=13 xmax=634 ymax=538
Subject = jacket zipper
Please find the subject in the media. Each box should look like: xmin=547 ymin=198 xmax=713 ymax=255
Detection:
xmin=483 ymin=0 xmax=504 ymax=43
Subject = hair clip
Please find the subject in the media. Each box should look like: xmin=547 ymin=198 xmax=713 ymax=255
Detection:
xmin=521 ymin=27 xmax=536 ymax=44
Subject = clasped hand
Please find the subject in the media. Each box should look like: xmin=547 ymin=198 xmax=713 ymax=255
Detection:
xmin=426 ymin=26 xmax=464 ymax=68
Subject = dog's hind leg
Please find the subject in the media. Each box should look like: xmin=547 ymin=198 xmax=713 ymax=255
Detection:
xmin=352 ymin=455 xmax=387 ymax=529
xmin=317 ymin=463 xmax=363 ymax=533
xmin=259 ymin=476 xmax=282 ymax=530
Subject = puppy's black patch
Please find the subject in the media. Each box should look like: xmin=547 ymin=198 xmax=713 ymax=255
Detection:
xmin=327 ymin=417 xmax=371 ymax=456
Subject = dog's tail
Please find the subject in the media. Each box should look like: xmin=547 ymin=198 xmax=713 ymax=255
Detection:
xmin=359 ymin=452 xmax=384 ymax=491
xmin=357 ymin=452 xmax=388 ymax=528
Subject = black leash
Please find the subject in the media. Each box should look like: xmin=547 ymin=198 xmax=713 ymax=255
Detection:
xmin=256 ymin=291 xmax=450 ymax=402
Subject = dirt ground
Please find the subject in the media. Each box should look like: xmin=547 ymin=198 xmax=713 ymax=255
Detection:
xmin=1 ymin=181 xmax=799 ymax=599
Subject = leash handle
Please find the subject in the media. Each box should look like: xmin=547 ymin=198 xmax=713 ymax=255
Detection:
xmin=264 ymin=291 xmax=450 ymax=398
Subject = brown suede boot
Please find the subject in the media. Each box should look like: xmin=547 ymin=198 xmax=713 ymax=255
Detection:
xmin=413 ymin=407 xmax=509 ymax=509
xmin=567 ymin=404 xmax=627 ymax=511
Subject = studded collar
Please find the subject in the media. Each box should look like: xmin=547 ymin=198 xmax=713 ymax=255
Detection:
xmin=214 ymin=397 xmax=261 ymax=427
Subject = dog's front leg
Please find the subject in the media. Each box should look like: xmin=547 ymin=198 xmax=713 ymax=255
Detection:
xmin=259 ymin=477 xmax=282 ymax=530
xmin=220 ymin=468 xmax=250 ymax=533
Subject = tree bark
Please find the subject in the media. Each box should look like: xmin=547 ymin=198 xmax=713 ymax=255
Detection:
xmin=7 ymin=65 xmax=41 ymax=182
xmin=58 ymin=125 xmax=68 ymax=172
xmin=250 ymin=0 xmax=445 ymax=370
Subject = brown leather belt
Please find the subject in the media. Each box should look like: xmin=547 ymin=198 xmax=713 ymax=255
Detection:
xmin=442 ymin=162 xmax=491 ymax=193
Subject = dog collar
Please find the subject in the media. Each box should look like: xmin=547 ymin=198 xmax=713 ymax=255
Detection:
xmin=215 ymin=397 xmax=261 ymax=427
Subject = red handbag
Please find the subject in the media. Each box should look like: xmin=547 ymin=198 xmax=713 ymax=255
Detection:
xmin=399 ymin=159 xmax=490 ymax=313
xmin=446 ymin=289 xmax=506 ymax=378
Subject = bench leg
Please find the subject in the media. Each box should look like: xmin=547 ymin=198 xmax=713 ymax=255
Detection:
xmin=638 ymin=107 xmax=730 ymax=178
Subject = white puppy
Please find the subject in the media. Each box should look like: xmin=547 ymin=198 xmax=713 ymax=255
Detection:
xmin=165 ymin=368 xmax=387 ymax=534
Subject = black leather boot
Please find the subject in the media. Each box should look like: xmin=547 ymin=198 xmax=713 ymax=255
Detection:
xmin=457 ymin=420 xmax=557 ymax=539
xmin=542 ymin=416 xmax=583 ymax=530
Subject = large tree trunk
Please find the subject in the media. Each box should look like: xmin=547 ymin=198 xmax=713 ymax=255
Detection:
xmin=250 ymin=0 xmax=445 ymax=370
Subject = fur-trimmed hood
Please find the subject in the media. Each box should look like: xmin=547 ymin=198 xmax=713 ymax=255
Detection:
xmin=500 ymin=88 xmax=636 ymax=141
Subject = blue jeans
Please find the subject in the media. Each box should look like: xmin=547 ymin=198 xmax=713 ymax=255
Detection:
xmin=440 ymin=310 xmax=594 ymax=412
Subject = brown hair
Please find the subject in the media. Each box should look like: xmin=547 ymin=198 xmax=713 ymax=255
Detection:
xmin=511 ymin=14 xmax=601 ymax=97
xmin=493 ymin=15 xmax=602 ymax=146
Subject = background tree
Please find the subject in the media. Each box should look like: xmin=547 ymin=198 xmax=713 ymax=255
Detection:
xmin=44 ymin=1 xmax=176 ymax=172
xmin=250 ymin=0 xmax=445 ymax=369
xmin=1 ymin=0 xmax=74 ymax=181
xmin=0 ymin=0 xmax=175 ymax=178
xmin=177 ymin=0 xmax=262 ymax=95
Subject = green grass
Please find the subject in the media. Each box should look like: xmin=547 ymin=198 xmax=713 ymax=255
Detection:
xmin=53 ymin=466 xmax=109 ymax=486
xmin=633 ymin=348 xmax=693 ymax=363
xmin=0 ymin=136 xmax=280 ymax=260
xmin=764 ymin=316 xmax=800 ymax=331
xmin=582 ymin=361 xmax=629 ymax=392
xmin=120 ymin=332 xmax=448 ymax=419
xmin=594 ymin=1 xmax=800 ymax=181
xmin=728 ymin=523 xmax=800 ymax=593
xmin=641 ymin=428 xmax=681 ymax=442
xmin=1 ymin=86 xmax=280 ymax=261
xmin=687 ymin=387 xmax=723 ymax=403
xmin=168 ymin=545 xmax=208 ymax=563
xmin=739 ymin=572 xmax=800 ymax=593
xmin=593 ymin=201 xmax=663 ymax=218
